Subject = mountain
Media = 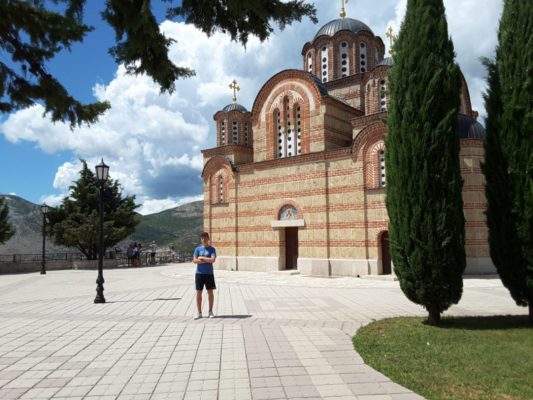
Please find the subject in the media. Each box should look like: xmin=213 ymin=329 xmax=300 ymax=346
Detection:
xmin=0 ymin=195 xmax=204 ymax=256
xmin=0 ymin=195 xmax=70 ymax=254
xmin=125 ymin=201 xmax=204 ymax=255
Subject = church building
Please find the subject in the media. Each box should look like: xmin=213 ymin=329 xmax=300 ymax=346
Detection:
xmin=201 ymin=9 xmax=491 ymax=276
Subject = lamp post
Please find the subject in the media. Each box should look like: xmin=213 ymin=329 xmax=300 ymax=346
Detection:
xmin=94 ymin=159 xmax=109 ymax=304
xmin=40 ymin=203 xmax=49 ymax=275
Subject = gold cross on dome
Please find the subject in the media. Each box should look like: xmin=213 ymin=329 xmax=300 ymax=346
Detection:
xmin=340 ymin=0 xmax=348 ymax=18
xmin=386 ymin=26 xmax=396 ymax=56
xmin=229 ymin=80 xmax=240 ymax=104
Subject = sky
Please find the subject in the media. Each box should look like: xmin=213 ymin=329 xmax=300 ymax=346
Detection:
xmin=0 ymin=0 xmax=504 ymax=215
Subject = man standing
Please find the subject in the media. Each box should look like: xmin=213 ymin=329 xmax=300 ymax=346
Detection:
xmin=192 ymin=232 xmax=217 ymax=319
xmin=149 ymin=241 xmax=157 ymax=265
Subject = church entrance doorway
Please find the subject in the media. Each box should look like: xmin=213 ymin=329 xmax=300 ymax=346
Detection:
xmin=285 ymin=227 xmax=298 ymax=269
xmin=381 ymin=231 xmax=391 ymax=275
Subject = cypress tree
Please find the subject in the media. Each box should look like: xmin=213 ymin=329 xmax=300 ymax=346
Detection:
xmin=482 ymin=0 xmax=533 ymax=323
xmin=385 ymin=0 xmax=465 ymax=325
xmin=0 ymin=197 xmax=15 ymax=245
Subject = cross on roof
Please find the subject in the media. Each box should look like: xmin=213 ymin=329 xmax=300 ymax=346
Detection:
xmin=340 ymin=0 xmax=348 ymax=18
xmin=229 ymin=80 xmax=240 ymax=104
xmin=386 ymin=26 xmax=396 ymax=57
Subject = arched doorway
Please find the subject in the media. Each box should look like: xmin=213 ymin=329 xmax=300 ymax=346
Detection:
xmin=381 ymin=231 xmax=391 ymax=275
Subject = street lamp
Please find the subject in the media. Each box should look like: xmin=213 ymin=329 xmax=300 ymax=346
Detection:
xmin=94 ymin=159 xmax=109 ymax=304
xmin=40 ymin=203 xmax=49 ymax=275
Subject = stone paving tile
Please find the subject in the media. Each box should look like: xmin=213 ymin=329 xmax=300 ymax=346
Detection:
xmin=0 ymin=265 xmax=527 ymax=400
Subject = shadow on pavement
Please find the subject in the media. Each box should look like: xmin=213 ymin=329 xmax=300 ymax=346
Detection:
xmin=106 ymin=298 xmax=181 ymax=303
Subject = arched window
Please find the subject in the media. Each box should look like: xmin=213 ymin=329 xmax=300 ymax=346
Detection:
xmin=379 ymin=150 xmax=386 ymax=187
xmin=285 ymin=98 xmax=295 ymax=157
xmin=232 ymin=120 xmax=238 ymax=144
xmin=276 ymin=98 xmax=302 ymax=159
xmin=218 ymin=174 xmax=224 ymax=202
xmin=359 ymin=42 xmax=367 ymax=73
xmin=276 ymin=109 xmax=285 ymax=158
xmin=339 ymin=41 xmax=349 ymax=78
xmin=220 ymin=120 xmax=226 ymax=145
xmin=244 ymin=122 xmax=249 ymax=147
xmin=307 ymin=52 xmax=313 ymax=74
xmin=321 ymin=46 xmax=328 ymax=83
xmin=295 ymin=105 xmax=302 ymax=155
xmin=379 ymin=79 xmax=387 ymax=112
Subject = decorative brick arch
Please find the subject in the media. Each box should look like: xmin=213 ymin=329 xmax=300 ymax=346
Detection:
xmin=202 ymin=156 xmax=235 ymax=205
xmin=352 ymin=121 xmax=387 ymax=189
xmin=366 ymin=141 xmax=386 ymax=189
xmin=201 ymin=156 xmax=235 ymax=181
xmin=252 ymin=70 xmax=324 ymax=160
xmin=352 ymin=120 xmax=387 ymax=162
xmin=273 ymin=200 xmax=304 ymax=221
xmin=251 ymin=69 xmax=324 ymax=127
xmin=365 ymin=66 xmax=390 ymax=115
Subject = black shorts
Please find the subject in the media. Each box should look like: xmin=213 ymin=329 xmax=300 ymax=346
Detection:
xmin=195 ymin=274 xmax=216 ymax=290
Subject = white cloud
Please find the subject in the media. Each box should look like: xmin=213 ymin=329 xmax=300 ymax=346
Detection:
xmin=39 ymin=194 xmax=64 ymax=207
xmin=388 ymin=0 xmax=503 ymax=119
xmin=139 ymin=194 xmax=203 ymax=215
xmin=0 ymin=0 xmax=503 ymax=214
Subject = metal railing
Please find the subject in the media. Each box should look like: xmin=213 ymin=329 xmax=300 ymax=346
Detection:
xmin=0 ymin=251 xmax=192 ymax=266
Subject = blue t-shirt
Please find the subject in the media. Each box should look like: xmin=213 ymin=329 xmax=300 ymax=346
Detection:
xmin=193 ymin=245 xmax=216 ymax=274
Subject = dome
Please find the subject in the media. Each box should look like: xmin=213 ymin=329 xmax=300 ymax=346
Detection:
xmin=222 ymin=103 xmax=248 ymax=113
xmin=314 ymin=18 xmax=373 ymax=40
xmin=457 ymin=114 xmax=485 ymax=140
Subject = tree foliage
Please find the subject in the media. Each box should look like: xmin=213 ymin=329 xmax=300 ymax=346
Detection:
xmin=385 ymin=0 xmax=465 ymax=325
xmin=482 ymin=0 xmax=533 ymax=323
xmin=0 ymin=197 xmax=16 ymax=245
xmin=47 ymin=161 xmax=139 ymax=259
xmin=1 ymin=0 xmax=316 ymax=127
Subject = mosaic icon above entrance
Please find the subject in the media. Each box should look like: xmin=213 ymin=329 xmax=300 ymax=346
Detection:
xmin=279 ymin=205 xmax=298 ymax=220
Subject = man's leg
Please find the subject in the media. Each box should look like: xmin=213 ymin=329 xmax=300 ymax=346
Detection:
xmin=196 ymin=290 xmax=203 ymax=313
xmin=207 ymin=289 xmax=214 ymax=312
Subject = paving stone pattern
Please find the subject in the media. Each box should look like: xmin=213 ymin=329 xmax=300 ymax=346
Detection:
xmin=0 ymin=264 xmax=525 ymax=399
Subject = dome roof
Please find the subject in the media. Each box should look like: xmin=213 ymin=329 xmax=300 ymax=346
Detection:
xmin=457 ymin=114 xmax=485 ymax=140
xmin=221 ymin=103 xmax=248 ymax=113
xmin=314 ymin=18 xmax=373 ymax=40
xmin=310 ymin=74 xmax=329 ymax=96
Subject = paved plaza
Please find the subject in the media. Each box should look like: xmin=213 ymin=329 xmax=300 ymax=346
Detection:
xmin=0 ymin=264 xmax=526 ymax=400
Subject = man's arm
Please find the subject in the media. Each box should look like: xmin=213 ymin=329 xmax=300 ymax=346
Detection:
xmin=192 ymin=248 xmax=201 ymax=264
xmin=197 ymin=256 xmax=216 ymax=264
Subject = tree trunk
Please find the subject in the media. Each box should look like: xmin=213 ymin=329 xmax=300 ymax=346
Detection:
xmin=426 ymin=306 xmax=441 ymax=326
xmin=529 ymin=301 xmax=532 ymax=326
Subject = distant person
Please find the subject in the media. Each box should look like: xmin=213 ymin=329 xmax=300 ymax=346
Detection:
xmin=126 ymin=243 xmax=134 ymax=266
xmin=149 ymin=241 xmax=157 ymax=264
xmin=132 ymin=242 xmax=139 ymax=266
xmin=170 ymin=245 xmax=176 ymax=263
xmin=137 ymin=243 xmax=143 ymax=266
xmin=192 ymin=232 xmax=217 ymax=319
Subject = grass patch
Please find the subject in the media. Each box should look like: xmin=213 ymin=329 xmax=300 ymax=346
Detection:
xmin=353 ymin=316 xmax=532 ymax=400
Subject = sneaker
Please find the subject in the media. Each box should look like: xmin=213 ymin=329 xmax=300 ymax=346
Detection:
xmin=194 ymin=312 xmax=202 ymax=320
xmin=208 ymin=311 xmax=215 ymax=319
